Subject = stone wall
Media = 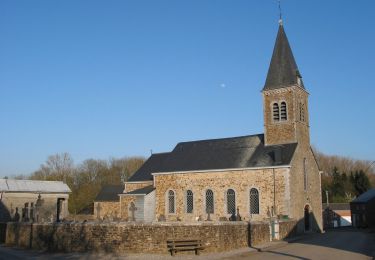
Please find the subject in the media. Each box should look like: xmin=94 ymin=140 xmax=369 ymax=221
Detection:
xmin=263 ymin=85 xmax=323 ymax=232
xmin=5 ymin=222 xmax=248 ymax=254
xmin=119 ymin=196 xmax=135 ymax=220
xmin=154 ymin=168 xmax=290 ymax=222
xmin=4 ymin=220 xmax=299 ymax=254
xmin=125 ymin=181 xmax=153 ymax=193
xmin=279 ymin=220 xmax=298 ymax=239
xmin=93 ymin=202 xmax=120 ymax=220
xmin=0 ymin=192 xmax=69 ymax=223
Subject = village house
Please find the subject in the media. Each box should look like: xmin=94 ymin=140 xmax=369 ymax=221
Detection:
xmin=351 ymin=188 xmax=375 ymax=228
xmin=0 ymin=179 xmax=71 ymax=223
xmin=99 ymin=22 xmax=323 ymax=234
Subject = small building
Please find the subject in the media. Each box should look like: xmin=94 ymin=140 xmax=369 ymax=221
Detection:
xmin=94 ymin=185 xmax=124 ymax=220
xmin=0 ymin=179 xmax=71 ymax=222
xmin=350 ymin=189 xmax=375 ymax=228
xmin=322 ymin=203 xmax=351 ymax=229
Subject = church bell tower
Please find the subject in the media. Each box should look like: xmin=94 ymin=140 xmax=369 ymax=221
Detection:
xmin=263 ymin=22 xmax=310 ymax=147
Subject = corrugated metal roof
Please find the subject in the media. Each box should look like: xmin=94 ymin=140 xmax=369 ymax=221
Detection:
xmin=0 ymin=179 xmax=71 ymax=193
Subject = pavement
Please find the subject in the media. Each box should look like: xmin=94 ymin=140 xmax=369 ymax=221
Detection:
xmin=0 ymin=227 xmax=374 ymax=260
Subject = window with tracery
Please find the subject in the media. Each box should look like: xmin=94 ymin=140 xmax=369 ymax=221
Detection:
xmin=250 ymin=188 xmax=259 ymax=214
xmin=227 ymin=189 xmax=236 ymax=214
xmin=186 ymin=190 xmax=193 ymax=213
xmin=168 ymin=190 xmax=175 ymax=213
xmin=206 ymin=189 xmax=214 ymax=214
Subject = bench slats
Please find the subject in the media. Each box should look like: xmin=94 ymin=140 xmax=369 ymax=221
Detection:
xmin=167 ymin=239 xmax=204 ymax=256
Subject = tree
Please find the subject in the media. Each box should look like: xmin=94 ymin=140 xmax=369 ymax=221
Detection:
xmin=351 ymin=170 xmax=371 ymax=196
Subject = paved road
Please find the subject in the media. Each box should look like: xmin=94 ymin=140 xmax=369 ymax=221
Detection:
xmin=0 ymin=228 xmax=374 ymax=260
xmin=225 ymin=228 xmax=375 ymax=260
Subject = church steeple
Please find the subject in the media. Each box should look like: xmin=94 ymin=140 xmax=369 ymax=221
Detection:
xmin=263 ymin=24 xmax=304 ymax=91
xmin=262 ymin=23 xmax=310 ymax=147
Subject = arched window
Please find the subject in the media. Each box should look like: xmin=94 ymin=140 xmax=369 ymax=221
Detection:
xmin=280 ymin=102 xmax=287 ymax=120
xmin=168 ymin=190 xmax=175 ymax=214
xmin=227 ymin=189 xmax=236 ymax=214
xmin=206 ymin=189 xmax=214 ymax=214
xmin=273 ymin=103 xmax=280 ymax=121
xmin=250 ymin=188 xmax=259 ymax=214
xmin=186 ymin=190 xmax=193 ymax=213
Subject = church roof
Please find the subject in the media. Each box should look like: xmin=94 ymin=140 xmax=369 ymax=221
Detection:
xmin=128 ymin=134 xmax=297 ymax=182
xmin=128 ymin=153 xmax=171 ymax=181
xmin=94 ymin=185 xmax=124 ymax=202
xmin=263 ymin=24 xmax=304 ymax=90
xmin=0 ymin=179 xmax=71 ymax=193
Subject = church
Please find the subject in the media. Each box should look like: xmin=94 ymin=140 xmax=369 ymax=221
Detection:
xmin=98 ymin=22 xmax=323 ymax=233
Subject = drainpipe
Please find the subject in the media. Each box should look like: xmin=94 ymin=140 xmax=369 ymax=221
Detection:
xmin=273 ymin=168 xmax=276 ymax=217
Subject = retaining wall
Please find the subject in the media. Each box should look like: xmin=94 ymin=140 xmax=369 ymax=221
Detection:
xmin=4 ymin=220 xmax=298 ymax=254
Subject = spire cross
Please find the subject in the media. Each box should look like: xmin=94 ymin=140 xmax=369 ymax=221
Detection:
xmin=278 ymin=0 xmax=283 ymax=25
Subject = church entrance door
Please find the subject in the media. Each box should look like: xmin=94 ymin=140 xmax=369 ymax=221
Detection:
xmin=304 ymin=205 xmax=310 ymax=231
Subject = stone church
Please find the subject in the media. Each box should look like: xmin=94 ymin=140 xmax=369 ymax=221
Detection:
xmin=104 ymin=23 xmax=323 ymax=233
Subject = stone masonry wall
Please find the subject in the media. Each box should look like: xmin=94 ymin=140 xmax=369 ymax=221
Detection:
xmin=93 ymin=202 xmax=120 ymax=220
xmin=263 ymin=87 xmax=297 ymax=146
xmin=0 ymin=193 xmax=69 ymax=223
xmin=119 ymin=196 xmax=135 ymax=220
xmin=125 ymin=181 xmax=153 ymax=193
xmin=6 ymin=222 xmax=248 ymax=253
xmin=154 ymin=168 xmax=290 ymax=222
xmin=263 ymin=85 xmax=322 ymax=232
xmin=4 ymin=220 xmax=298 ymax=254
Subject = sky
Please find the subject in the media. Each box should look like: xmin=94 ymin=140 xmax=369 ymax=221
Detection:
xmin=1 ymin=1 xmax=375 ymax=177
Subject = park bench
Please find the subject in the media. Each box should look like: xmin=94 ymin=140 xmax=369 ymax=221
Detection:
xmin=167 ymin=239 xmax=204 ymax=256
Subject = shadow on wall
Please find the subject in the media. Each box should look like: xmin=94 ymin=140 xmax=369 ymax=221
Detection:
xmin=248 ymin=211 xmax=322 ymax=248
xmin=0 ymin=201 xmax=11 ymax=222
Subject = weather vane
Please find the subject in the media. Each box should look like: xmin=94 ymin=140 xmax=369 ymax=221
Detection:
xmin=278 ymin=0 xmax=283 ymax=25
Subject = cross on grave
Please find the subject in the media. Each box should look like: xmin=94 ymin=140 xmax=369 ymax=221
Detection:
xmin=129 ymin=202 xmax=137 ymax=221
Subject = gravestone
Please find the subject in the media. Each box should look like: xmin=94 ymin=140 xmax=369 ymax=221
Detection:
xmin=236 ymin=207 xmax=242 ymax=221
xmin=129 ymin=202 xmax=137 ymax=221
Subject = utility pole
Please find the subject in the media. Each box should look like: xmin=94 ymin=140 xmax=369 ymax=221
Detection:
xmin=325 ymin=190 xmax=329 ymax=207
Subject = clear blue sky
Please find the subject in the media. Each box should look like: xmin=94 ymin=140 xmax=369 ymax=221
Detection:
xmin=1 ymin=1 xmax=374 ymax=177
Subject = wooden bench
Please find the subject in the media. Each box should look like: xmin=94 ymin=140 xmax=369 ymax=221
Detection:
xmin=167 ymin=239 xmax=204 ymax=256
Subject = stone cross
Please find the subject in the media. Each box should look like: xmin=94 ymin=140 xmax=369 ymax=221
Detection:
xmin=129 ymin=202 xmax=137 ymax=221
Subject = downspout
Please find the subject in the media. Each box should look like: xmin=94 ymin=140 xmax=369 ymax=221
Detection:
xmin=273 ymin=168 xmax=276 ymax=217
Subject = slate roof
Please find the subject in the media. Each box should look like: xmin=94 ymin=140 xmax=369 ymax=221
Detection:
xmin=128 ymin=153 xmax=170 ymax=182
xmin=128 ymin=134 xmax=297 ymax=182
xmin=263 ymin=24 xmax=304 ymax=91
xmin=124 ymin=185 xmax=155 ymax=195
xmin=94 ymin=185 xmax=124 ymax=202
xmin=351 ymin=189 xmax=375 ymax=203
xmin=0 ymin=179 xmax=71 ymax=193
